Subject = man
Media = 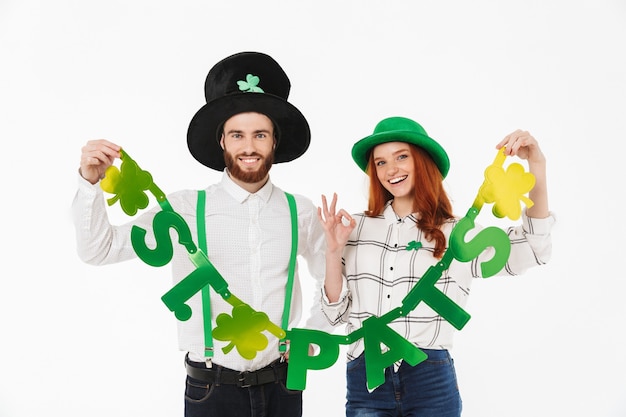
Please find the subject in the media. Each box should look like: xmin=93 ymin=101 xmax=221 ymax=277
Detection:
xmin=73 ymin=52 xmax=329 ymax=417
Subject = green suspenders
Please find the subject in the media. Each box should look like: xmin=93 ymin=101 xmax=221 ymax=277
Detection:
xmin=196 ymin=190 xmax=213 ymax=359
xmin=196 ymin=190 xmax=298 ymax=363
xmin=281 ymin=192 xmax=298 ymax=355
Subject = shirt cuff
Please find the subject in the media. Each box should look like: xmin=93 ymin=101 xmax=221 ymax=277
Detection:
xmin=321 ymin=276 xmax=349 ymax=306
xmin=77 ymin=170 xmax=101 ymax=195
xmin=522 ymin=209 xmax=556 ymax=235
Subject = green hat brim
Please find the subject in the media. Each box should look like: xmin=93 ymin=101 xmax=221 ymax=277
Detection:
xmin=351 ymin=129 xmax=450 ymax=178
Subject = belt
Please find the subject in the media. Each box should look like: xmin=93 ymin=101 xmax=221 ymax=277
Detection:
xmin=185 ymin=357 xmax=288 ymax=388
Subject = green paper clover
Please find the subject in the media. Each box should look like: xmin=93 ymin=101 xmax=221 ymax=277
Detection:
xmin=212 ymin=304 xmax=270 ymax=360
xmin=477 ymin=159 xmax=535 ymax=220
xmin=237 ymin=74 xmax=264 ymax=93
xmin=100 ymin=151 xmax=154 ymax=216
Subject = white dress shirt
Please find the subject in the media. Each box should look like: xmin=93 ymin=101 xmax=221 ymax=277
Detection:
xmin=73 ymin=170 xmax=329 ymax=371
xmin=322 ymin=202 xmax=555 ymax=361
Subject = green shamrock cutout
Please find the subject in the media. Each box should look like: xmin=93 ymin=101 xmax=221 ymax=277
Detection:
xmin=100 ymin=150 xmax=154 ymax=216
xmin=406 ymin=241 xmax=422 ymax=251
xmin=237 ymin=74 xmax=264 ymax=93
xmin=212 ymin=304 xmax=270 ymax=360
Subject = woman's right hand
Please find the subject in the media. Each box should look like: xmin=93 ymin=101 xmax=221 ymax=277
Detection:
xmin=317 ymin=193 xmax=356 ymax=254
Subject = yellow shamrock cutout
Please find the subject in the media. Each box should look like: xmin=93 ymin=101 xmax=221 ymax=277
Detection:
xmin=475 ymin=148 xmax=535 ymax=220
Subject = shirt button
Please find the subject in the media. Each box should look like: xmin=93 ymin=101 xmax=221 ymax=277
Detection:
xmin=387 ymin=294 xmax=391 ymax=299
xmin=390 ymin=267 xmax=393 ymax=271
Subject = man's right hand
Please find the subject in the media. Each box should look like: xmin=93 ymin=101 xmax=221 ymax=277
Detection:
xmin=79 ymin=139 xmax=121 ymax=184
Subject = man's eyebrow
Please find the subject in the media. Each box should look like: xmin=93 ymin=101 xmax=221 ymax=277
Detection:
xmin=224 ymin=129 xmax=272 ymax=135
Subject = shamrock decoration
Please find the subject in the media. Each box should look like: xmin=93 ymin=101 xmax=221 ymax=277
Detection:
xmin=476 ymin=148 xmax=535 ymax=220
xmin=100 ymin=150 xmax=155 ymax=216
xmin=212 ymin=304 xmax=271 ymax=360
xmin=406 ymin=241 xmax=422 ymax=251
xmin=237 ymin=74 xmax=264 ymax=93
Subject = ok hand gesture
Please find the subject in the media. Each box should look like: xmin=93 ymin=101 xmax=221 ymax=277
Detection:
xmin=317 ymin=193 xmax=356 ymax=254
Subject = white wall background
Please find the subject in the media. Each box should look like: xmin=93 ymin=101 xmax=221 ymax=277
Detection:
xmin=1 ymin=1 xmax=625 ymax=416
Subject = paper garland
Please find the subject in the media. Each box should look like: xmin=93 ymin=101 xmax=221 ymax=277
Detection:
xmin=100 ymin=147 xmax=535 ymax=390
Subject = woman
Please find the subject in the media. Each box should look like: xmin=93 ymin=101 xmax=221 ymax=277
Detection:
xmin=318 ymin=116 xmax=555 ymax=417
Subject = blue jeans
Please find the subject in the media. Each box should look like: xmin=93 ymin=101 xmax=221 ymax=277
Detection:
xmin=184 ymin=361 xmax=302 ymax=417
xmin=345 ymin=349 xmax=462 ymax=417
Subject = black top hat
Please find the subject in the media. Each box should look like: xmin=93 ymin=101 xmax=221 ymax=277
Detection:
xmin=187 ymin=51 xmax=311 ymax=171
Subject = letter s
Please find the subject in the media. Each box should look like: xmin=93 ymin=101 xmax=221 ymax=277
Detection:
xmin=131 ymin=210 xmax=195 ymax=267
xmin=450 ymin=208 xmax=511 ymax=277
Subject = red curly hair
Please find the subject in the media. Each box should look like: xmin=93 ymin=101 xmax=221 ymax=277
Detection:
xmin=364 ymin=144 xmax=455 ymax=258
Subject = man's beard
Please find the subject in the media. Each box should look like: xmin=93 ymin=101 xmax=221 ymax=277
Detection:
xmin=224 ymin=149 xmax=274 ymax=184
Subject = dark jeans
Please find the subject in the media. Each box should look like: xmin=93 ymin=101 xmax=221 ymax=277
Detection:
xmin=346 ymin=349 xmax=462 ymax=417
xmin=184 ymin=360 xmax=302 ymax=417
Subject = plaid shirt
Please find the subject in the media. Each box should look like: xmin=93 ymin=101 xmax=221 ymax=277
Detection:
xmin=322 ymin=202 xmax=555 ymax=361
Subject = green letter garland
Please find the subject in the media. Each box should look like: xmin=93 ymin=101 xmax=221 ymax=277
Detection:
xmin=101 ymin=147 xmax=535 ymax=391
xmin=101 ymin=149 xmax=284 ymax=360
xmin=285 ymin=147 xmax=535 ymax=390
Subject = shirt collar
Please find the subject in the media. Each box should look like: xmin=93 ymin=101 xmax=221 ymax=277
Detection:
xmin=382 ymin=200 xmax=419 ymax=225
xmin=383 ymin=202 xmax=399 ymax=225
xmin=220 ymin=169 xmax=274 ymax=203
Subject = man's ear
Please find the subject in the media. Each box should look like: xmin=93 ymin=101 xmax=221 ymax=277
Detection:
xmin=219 ymin=134 xmax=225 ymax=150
